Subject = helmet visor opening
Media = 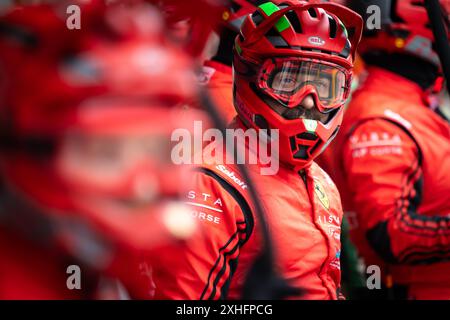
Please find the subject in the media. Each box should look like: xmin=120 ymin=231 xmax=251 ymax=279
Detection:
xmin=258 ymin=58 xmax=350 ymax=111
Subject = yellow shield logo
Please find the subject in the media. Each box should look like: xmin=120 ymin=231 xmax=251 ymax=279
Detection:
xmin=314 ymin=181 xmax=330 ymax=210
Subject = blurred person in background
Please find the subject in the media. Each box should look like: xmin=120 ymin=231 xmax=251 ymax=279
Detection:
xmin=198 ymin=0 xmax=263 ymax=124
xmin=327 ymin=0 xmax=450 ymax=299
xmin=0 ymin=0 xmax=204 ymax=299
xmin=152 ymin=1 xmax=362 ymax=300
xmin=198 ymin=0 xmax=308 ymax=124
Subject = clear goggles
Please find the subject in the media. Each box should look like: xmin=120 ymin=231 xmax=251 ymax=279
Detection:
xmin=257 ymin=58 xmax=351 ymax=112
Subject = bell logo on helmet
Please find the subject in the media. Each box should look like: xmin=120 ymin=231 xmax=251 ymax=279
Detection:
xmin=308 ymin=36 xmax=325 ymax=46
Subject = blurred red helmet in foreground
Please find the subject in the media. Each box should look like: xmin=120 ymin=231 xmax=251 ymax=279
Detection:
xmin=0 ymin=1 xmax=205 ymax=272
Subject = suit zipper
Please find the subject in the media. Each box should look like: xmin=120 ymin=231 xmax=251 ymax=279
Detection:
xmin=299 ymin=168 xmax=335 ymax=299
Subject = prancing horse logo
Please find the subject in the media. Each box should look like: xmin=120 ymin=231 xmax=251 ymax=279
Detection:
xmin=314 ymin=181 xmax=330 ymax=210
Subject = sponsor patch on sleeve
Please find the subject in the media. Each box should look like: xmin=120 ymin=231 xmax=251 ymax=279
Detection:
xmin=349 ymin=131 xmax=403 ymax=158
xmin=184 ymin=190 xmax=223 ymax=225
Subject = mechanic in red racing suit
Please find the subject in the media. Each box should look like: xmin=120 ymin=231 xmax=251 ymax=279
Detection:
xmin=328 ymin=0 xmax=450 ymax=299
xmin=152 ymin=1 xmax=363 ymax=300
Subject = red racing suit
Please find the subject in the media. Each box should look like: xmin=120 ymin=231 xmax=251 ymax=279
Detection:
xmin=152 ymin=119 xmax=344 ymax=300
xmin=199 ymin=60 xmax=236 ymax=125
xmin=332 ymin=66 xmax=450 ymax=299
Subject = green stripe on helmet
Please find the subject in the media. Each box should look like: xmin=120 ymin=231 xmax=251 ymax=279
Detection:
xmin=258 ymin=2 xmax=291 ymax=33
xmin=259 ymin=2 xmax=280 ymax=16
xmin=275 ymin=16 xmax=290 ymax=32
xmin=235 ymin=42 xmax=242 ymax=55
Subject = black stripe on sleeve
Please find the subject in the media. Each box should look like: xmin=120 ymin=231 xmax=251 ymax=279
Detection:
xmin=196 ymin=167 xmax=255 ymax=300
xmin=195 ymin=167 xmax=254 ymax=244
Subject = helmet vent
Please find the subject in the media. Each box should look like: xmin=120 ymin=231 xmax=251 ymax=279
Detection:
xmin=297 ymin=132 xmax=318 ymax=141
xmin=265 ymin=26 xmax=289 ymax=48
xmin=286 ymin=10 xmax=303 ymax=33
xmin=307 ymin=8 xmax=318 ymax=18
xmin=289 ymin=137 xmax=314 ymax=161
xmin=266 ymin=27 xmax=281 ymax=38
xmin=251 ymin=11 xmax=264 ymax=26
xmin=267 ymin=35 xmax=289 ymax=48
xmin=302 ymin=47 xmax=333 ymax=56
xmin=328 ymin=15 xmax=337 ymax=38
xmin=289 ymin=136 xmax=297 ymax=152
xmin=339 ymin=39 xmax=351 ymax=58
xmin=293 ymin=145 xmax=309 ymax=160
